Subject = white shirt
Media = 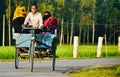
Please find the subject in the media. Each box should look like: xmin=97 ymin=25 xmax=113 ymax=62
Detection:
xmin=24 ymin=12 xmax=43 ymax=28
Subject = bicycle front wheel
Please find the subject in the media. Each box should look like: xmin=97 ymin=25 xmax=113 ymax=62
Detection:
xmin=30 ymin=40 xmax=34 ymax=72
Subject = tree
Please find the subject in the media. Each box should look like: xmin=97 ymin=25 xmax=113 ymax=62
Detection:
xmin=8 ymin=0 xmax=11 ymax=46
xmin=79 ymin=0 xmax=93 ymax=43
xmin=0 ymin=1 xmax=5 ymax=45
xmin=54 ymin=0 xmax=65 ymax=45
xmin=92 ymin=0 xmax=96 ymax=43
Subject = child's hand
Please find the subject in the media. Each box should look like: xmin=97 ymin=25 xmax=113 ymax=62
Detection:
xmin=39 ymin=25 xmax=45 ymax=29
xmin=33 ymin=25 xmax=38 ymax=29
xmin=22 ymin=24 xmax=26 ymax=28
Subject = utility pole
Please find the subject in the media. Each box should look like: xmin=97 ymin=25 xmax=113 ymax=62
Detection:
xmin=8 ymin=0 xmax=11 ymax=46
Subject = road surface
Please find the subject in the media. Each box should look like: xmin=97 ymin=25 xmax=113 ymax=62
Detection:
xmin=0 ymin=58 xmax=120 ymax=77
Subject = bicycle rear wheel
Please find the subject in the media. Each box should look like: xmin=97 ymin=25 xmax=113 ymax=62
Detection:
xmin=52 ymin=50 xmax=56 ymax=71
xmin=15 ymin=47 xmax=19 ymax=69
xmin=52 ymin=38 xmax=57 ymax=71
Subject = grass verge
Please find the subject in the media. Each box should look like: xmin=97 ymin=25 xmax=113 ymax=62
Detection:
xmin=69 ymin=65 xmax=120 ymax=77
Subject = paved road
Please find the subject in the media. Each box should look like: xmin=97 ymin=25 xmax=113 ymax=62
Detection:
xmin=0 ymin=58 xmax=120 ymax=77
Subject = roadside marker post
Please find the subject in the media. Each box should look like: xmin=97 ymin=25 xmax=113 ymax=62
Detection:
xmin=118 ymin=36 xmax=120 ymax=54
xmin=97 ymin=37 xmax=103 ymax=57
xmin=73 ymin=36 xmax=78 ymax=58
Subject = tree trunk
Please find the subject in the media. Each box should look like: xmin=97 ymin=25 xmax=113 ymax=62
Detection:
xmin=83 ymin=32 xmax=86 ymax=45
xmin=67 ymin=22 xmax=69 ymax=44
xmin=109 ymin=28 xmax=112 ymax=44
xmin=105 ymin=34 xmax=108 ymax=57
xmin=92 ymin=20 xmax=95 ymax=43
xmin=79 ymin=25 xmax=82 ymax=44
xmin=92 ymin=0 xmax=95 ymax=44
xmin=8 ymin=0 xmax=11 ymax=46
xmin=2 ymin=15 xmax=5 ymax=46
xmin=113 ymin=24 xmax=115 ymax=45
xmin=87 ymin=26 xmax=90 ymax=44
xmin=60 ymin=18 xmax=64 ymax=46
xmin=27 ymin=0 xmax=30 ymax=13
xmin=63 ymin=33 xmax=64 ymax=44
xmin=70 ymin=17 xmax=74 ymax=45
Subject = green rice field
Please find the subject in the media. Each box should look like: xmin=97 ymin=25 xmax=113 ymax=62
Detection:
xmin=0 ymin=45 xmax=119 ymax=60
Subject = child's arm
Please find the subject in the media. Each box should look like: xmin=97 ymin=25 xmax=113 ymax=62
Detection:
xmin=23 ymin=13 xmax=31 ymax=26
xmin=38 ymin=13 xmax=43 ymax=29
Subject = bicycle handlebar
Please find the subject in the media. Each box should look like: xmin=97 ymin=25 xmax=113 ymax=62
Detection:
xmin=22 ymin=25 xmax=42 ymax=30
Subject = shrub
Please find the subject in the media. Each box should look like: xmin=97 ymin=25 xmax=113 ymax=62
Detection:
xmin=116 ymin=66 xmax=120 ymax=76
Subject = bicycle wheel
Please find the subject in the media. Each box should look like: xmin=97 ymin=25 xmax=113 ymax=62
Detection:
xmin=30 ymin=40 xmax=34 ymax=72
xmin=15 ymin=47 xmax=19 ymax=69
xmin=52 ymin=38 xmax=57 ymax=71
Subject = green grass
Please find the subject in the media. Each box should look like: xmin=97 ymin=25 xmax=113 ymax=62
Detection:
xmin=69 ymin=65 xmax=120 ymax=77
xmin=0 ymin=46 xmax=15 ymax=60
xmin=0 ymin=45 xmax=119 ymax=60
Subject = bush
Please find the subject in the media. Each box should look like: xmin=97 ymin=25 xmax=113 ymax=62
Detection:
xmin=116 ymin=66 xmax=120 ymax=76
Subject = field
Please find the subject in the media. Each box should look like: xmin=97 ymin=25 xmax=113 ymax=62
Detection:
xmin=69 ymin=65 xmax=120 ymax=77
xmin=0 ymin=45 xmax=119 ymax=60
xmin=56 ymin=45 xmax=119 ymax=58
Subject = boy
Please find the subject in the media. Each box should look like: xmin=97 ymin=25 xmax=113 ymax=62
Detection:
xmin=23 ymin=3 xmax=45 ymax=41
xmin=23 ymin=4 xmax=43 ymax=29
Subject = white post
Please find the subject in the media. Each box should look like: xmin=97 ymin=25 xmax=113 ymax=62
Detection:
xmin=2 ymin=15 xmax=5 ymax=46
xmin=118 ymin=36 xmax=120 ymax=54
xmin=97 ymin=37 xmax=103 ymax=57
xmin=73 ymin=36 xmax=78 ymax=58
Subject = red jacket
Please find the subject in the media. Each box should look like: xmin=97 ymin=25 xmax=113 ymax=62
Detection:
xmin=44 ymin=16 xmax=57 ymax=27
xmin=43 ymin=16 xmax=58 ymax=34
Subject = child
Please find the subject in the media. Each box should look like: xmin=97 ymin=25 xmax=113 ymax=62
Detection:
xmin=23 ymin=3 xmax=45 ymax=41
xmin=23 ymin=3 xmax=43 ymax=29
xmin=43 ymin=10 xmax=58 ymax=34
xmin=12 ymin=6 xmax=26 ymax=33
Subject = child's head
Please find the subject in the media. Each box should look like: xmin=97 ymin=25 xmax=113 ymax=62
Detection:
xmin=31 ymin=4 xmax=38 ymax=14
xmin=44 ymin=10 xmax=51 ymax=17
xmin=43 ymin=10 xmax=51 ymax=22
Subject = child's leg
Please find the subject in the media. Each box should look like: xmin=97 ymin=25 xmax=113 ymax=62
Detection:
xmin=40 ymin=32 xmax=46 ymax=41
xmin=40 ymin=26 xmax=47 ymax=41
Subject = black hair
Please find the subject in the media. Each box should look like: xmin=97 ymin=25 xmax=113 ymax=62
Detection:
xmin=31 ymin=3 xmax=38 ymax=9
xmin=43 ymin=11 xmax=51 ymax=22
xmin=44 ymin=11 xmax=51 ymax=16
